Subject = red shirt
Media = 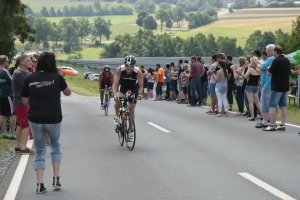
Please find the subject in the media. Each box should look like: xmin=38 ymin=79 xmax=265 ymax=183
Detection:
xmin=101 ymin=71 xmax=112 ymax=83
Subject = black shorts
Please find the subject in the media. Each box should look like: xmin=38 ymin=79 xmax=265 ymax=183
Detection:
xmin=101 ymin=82 xmax=112 ymax=90
xmin=0 ymin=96 xmax=14 ymax=116
xmin=183 ymin=87 xmax=187 ymax=95
xmin=148 ymin=82 xmax=154 ymax=90
xmin=118 ymin=85 xmax=138 ymax=104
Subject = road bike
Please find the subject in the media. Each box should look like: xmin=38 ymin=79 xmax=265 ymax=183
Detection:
xmin=101 ymin=85 xmax=111 ymax=116
xmin=114 ymin=91 xmax=136 ymax=151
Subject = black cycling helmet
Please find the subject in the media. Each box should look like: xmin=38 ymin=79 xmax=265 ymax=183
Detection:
xmin=124 ymin=55 xmax=136 ymax=66
xmin=103 ymin=65 xmax=110 ymax=72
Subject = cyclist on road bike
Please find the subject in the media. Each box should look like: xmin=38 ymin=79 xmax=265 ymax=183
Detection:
xmin=99 ymin=65 xmax=114 ymax=109
xmin=113 ymin=55 xmax=143 ymax=124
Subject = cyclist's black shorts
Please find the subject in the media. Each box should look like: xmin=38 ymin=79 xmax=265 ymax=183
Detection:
xmin=101 ymin=82 xmax=112 ymax=90
xmin=118 ymin=85 xmax=137 ymax=104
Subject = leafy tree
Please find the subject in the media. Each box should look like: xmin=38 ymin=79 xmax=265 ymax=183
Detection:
xmin=50 ymin=7 xmax=56 ymax=17
xmin=145 ymin=37 xmax=160 ymax=56
xmin=205 ymin=34 xmax=218 ymax=56
xmin=236 ymin=46 xmax=244 ymax=56
xmin=50 ymin=22 xmax=60 ymax=46
xmin=59 ymin=18 xmax=79 ymax=52
xmin=217 ymin=36 xmax=237 ymax=56
xmin=101 ymin=42 xmax=122 ymax=58
xmin=260 ymin=31 xmax=275 ymax=50
xmin=40 ymin=7 xmax=50 ymax=17
xmin=136 ymin=11 xmax=149 ymax=27
xmin=92 ymin=17 xmax=111 ymax=44
xmin=0 ymin=0 xmax=36 ymax=59
xmin=27 ymin=15 xmax=35 ymax=27
xmin=171 ymin=6 xmax=185 ymax=29
xmin=274 ymin=29 xmax=288 ymax=44
xmin=244 ymin=30 xmax=263 ymax=55
xmin=165 ymin=18 xmax=173 ymax=31
xmin=26 ymin=6 xmax=34 ymax=15
xmin=143 ymin=16 xmax=157 ymax=30
xmin=63 ymin=6 xmax=71 ymax=16
xmin=286 ymin=16 xmax=300 ymax=53
xmin=159 ymin=2 xmax=171 ymax=10
xmin=134 ymin=0 xmax=156 ymax=13
xmin=93 ymin=1 xmax=101 ymax=13
xmin=155 ymin=8 xmax=169 ymax=34
xmin=212 ymin=0 xmax=222 ymax=8
xmin=173 ymin=36 xmax=185 ymax=56
xmin=77 ymin=18 xmax=91 ymax=44
xmin=34 ymin=18 xmax=52 ymax=48
xmin=158 ymin=33 xmax=174 ymax=56
xmin=57 ymin=8 xmax=63 ymax=16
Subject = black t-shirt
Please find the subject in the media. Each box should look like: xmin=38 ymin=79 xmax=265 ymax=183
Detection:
xmin=268 ymin=55 xmax=290 ymax=92
xmin=201 ymin=66 xmax=208 ymax=83
xmin=242 ymin=67 xmax=248 ymax=90
xmin=21 ymin=72 xmax=68 ymax=124
xmin=226 ymin=63 xmax=234 ymax=85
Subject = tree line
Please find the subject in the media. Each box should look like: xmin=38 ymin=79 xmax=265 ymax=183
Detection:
xmin=101 ymin=18 xmax=300 ymax=58
xmin=26 ymin=2 xmax=133 ymax=18
xmin=33 ymin=17 xmax=111 ymax=52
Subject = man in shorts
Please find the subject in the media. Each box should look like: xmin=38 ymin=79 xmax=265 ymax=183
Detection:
xmin=0 ymin=55 xmax=17 ymax=134
xmin=264 ymin=46 xmax=290 ymax=131
xmin=12 ymin=55 xmax=34 ymax=154
xmin=113 ymin=55 xmax=143 ymax=127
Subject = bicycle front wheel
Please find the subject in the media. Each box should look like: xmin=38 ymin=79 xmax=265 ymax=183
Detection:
xmin=124 ymin=112 xmax=136 ymax=151
xmin=104 ymin=95 xmax=108 ymax=116
xmin=117 ymin=123 xmax=124 ymax=146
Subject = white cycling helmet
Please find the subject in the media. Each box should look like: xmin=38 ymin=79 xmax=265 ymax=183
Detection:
xmin=124 ymin=55 xmax=136 ymax=66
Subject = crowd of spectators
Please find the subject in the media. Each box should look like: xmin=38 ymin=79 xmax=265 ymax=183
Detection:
xmin=140 ymin=44 xmax=292 ymax=131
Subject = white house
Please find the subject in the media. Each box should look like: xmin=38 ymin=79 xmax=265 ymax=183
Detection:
xmin=255 ymin=0 xmax=268 ymax=6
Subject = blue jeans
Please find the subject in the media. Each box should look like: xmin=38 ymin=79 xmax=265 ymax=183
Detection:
xmin=201 ymin=81 xmax=208 ymax=99
xmin=235 ymin=86 xmax=244 ymax=113
xmin=29 ymin=121 xmax=62 ymax=170
xmin=190 ymin=77 xmax=202 ymax=105
xmin=269 ymin=91 xmax=288 ymax=107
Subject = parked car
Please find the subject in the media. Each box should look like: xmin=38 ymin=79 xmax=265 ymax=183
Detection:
xmin=62 ymin=66 xmax=79 ymax=75
xmin=83 ymin=72 xmax=94 ymax=79
xmin=89 ymin=74 xmax=99 ymax=81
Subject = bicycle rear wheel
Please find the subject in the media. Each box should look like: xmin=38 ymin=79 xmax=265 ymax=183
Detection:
xmin=124 ymin=112 xmax=136 ymax=151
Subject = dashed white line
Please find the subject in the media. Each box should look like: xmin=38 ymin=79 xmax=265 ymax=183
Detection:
xmin=147 ymin=122 xmax=170 ymax=133
xmin=239 ymin=172 xmax=296 ymax=200
xmin=4 ymin=140 xmax=34 ymax=200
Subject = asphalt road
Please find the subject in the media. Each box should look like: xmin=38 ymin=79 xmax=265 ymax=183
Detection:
xmin=1 ymin=94 xmax=300 ymax=200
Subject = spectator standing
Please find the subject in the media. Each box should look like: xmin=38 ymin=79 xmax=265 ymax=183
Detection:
xmin=0 ymin=55 xmax=17 ymax=134
xmin=200 ymin=59 xmax=208 ymax=105
xmin=147 ymin=68 xmax=154 ymax=99
xmin=264 ymin=46 xmax=290 ymax=131
xmin=30 ymin=56 xmax=37 ymax=72
xmin=214 ymin=61 xmax=228 ymax=117
xmin=12 ymin=55 xmax=35 ymax=155
xmin=179 ymin=63 xmax=189 ymax=104
xmin=170 ymin=62 xmax=178 ymax=101
xmin=177 ymin=59 xmax=184 ymax=103
xmin=139 ymin=65 xmax=148 ymax=100
xmin=256 ymin=44 xmax=275 ymax=128
xmin=232 ymin=57 xmax=246 ymax=116
xmin=154 ymin=64 xmax=164 ymax=100
xmin=226 ymin=56 xmax=234 ymax=111
xmin=187 ymin=56 xmax=203 ymax=107
xmin=236 ymin=57 xmax=263 ymax=121
xmin=165 ymin=64 xmax=171 ymax=100
xmin=22 ymin=52 xmax=71 ymax=193
xmin=206 ymin=55 xmax=218 ymax=114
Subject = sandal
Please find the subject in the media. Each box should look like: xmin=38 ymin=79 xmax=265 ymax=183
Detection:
xmin=216 ymin=114 xmax=222 ymax=117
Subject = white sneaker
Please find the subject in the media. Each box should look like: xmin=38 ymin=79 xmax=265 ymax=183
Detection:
xmin=114 ymin=116 xmax=119 ymax=124
xmin=128 ymin=132 xmax=134 ymax=142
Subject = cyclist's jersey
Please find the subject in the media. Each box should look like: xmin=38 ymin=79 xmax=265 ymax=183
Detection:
xmin=119 ymin=65 xmax=139 ymax=88
xmin=101 ymin=71 xmax=112 ymax=83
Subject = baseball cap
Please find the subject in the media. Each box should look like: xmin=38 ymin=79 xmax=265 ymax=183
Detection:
xmin=253 ymin=50 xmax=261 ymax=57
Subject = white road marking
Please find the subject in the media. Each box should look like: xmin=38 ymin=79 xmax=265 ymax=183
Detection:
xmin=4 ymin=140 xmax=34 ymax=200
xmin=238 ymin=172 xmax=296 ymax=200
xmin=147 ymin=122 xmax=170 ymax=133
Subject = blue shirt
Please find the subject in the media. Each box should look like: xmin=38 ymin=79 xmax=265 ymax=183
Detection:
xmin=261 ymin=56 xmax=274 ymax=89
